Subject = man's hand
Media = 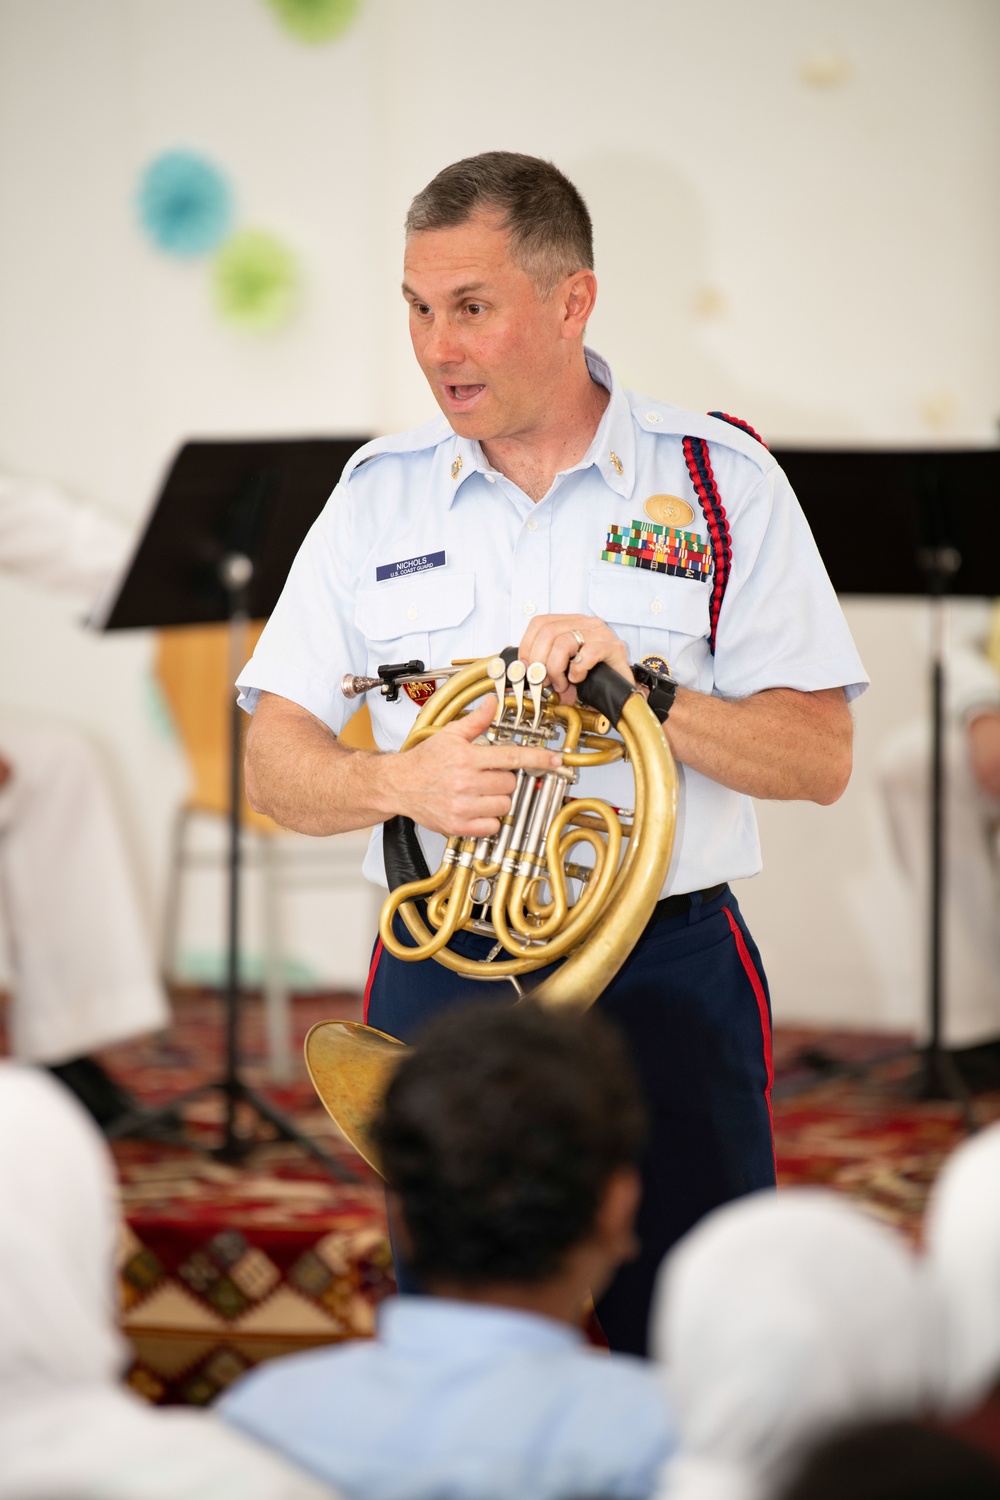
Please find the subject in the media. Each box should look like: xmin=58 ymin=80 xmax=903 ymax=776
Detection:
xmin=515 ymin=615 xmax=852 ymax=803
xmin=518 ymin=614 xmax=633 ymax=703
xmin=383 ymin=698 xmax=559 ymax=837
xmin=245 ymin=692 xmax=559 ymax=839
xmin=969 ymin=710 xmax=1000 ymax=799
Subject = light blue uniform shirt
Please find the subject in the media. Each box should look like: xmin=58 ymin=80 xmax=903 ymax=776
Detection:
xmin=219 ymin=1295 xmax=674 ymax=1500
xmin=238 ymin=350 xmax=868 ymax=895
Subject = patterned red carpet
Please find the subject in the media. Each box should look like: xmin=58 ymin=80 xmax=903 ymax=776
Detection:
xmin=98 ymin=990 xmax=395 ymax=1405
xmin=771 ymin=1030 xmax=1000 ymax=1237
xmin=6 ymin=992 xmax=1000 ymax=1403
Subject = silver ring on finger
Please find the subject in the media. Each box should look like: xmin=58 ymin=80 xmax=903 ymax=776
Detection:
xmin=570 ymin=628 xmax=585 ymax=664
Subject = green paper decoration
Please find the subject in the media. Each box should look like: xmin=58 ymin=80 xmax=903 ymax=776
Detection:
xmin=264 ymin=0 xmax=362 ymax=44
xmin=213 ymin=230 xmax=299 ymax=332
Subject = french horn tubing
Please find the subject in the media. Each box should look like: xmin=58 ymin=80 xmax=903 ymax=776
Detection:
xmin=305 ymin=649 xmax=678 ymax=1172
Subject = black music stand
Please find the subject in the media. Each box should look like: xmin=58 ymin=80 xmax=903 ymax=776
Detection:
xmin=772 ymin=446 xmax=1000 ymax=1118
xmin=91 ymin=437 xmax=368 ymax=1175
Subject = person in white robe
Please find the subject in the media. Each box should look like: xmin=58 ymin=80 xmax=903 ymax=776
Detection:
xmin=0 ymin=1061 xmax=340 ymax=1500
xmin=0 ymin=471 xmax=169 ymax=1121
xmin=878 ymin=601 xmax=1000 ymax=1054
xmin=650 ymin=1189 xmax=928 ymax=1500
xmin=923 ymin=1119 xmax=1000 ymax=1420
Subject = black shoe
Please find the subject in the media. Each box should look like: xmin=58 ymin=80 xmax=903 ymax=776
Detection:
xmin=47 ymin=1055 xmax=140 ymax=1128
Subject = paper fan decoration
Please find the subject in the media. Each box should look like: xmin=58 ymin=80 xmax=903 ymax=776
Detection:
xmin=212 ymin=230 xmax=299 ymax=331
xmin=137 ymin=151 xmax=232 ymax=257
xmin=264 ymin=0 xmax=362 ymax=44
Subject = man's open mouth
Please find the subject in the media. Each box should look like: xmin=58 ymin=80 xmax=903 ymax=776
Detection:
xmin=446 ymin=384 xmax=486 ymax=404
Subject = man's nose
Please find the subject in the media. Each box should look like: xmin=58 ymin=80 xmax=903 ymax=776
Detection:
xmin=422 ymin=319 xmax=464 ymax=368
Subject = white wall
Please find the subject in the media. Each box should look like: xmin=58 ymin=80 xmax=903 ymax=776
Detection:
xmin=1 ymin=0 xmax=998 ymax=1019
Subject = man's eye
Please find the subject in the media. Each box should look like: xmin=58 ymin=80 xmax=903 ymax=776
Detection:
xmin=465 ymin=303 xmax=485 ymax=316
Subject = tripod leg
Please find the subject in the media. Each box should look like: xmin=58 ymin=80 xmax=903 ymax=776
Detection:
xmin=260 ymin=836 xmax=294 ymax=1083
xmin=233 ymin=1079 xmax=361 ymax=1182
xmin=913 ymin=1044 xmax=978 ymax=1131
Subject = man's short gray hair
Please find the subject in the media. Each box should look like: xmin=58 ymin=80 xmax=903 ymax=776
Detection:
xmin=405 ymin=151 xmax=594 ymax=298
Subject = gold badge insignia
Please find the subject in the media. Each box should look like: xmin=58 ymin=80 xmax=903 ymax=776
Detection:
xmin=642 ymin=655 xmax=671 ymax=675
xmin=609 ymin=450 xmax=624 ymax=475
xmin=644 ymin=494 xmax=695 ymax=529
xmin=451 ymin=456 xmax=463 ymax=480
xmin=404 ymin=680 xmax=437 ymax=706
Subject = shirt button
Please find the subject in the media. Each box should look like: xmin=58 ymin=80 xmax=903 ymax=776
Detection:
xmin=485 ymin=473 xmax=496 ymax=484
xmin=523 ymin=601 xmax=536 ymax=615
xmin=526 ymin=517 xmax=539 ymax=532
xmin=645 ymin=411 xmax=662 ymax=423
xmin=407 ymin=606 xmax=419 ymax=621
xmin=650 ymin=600 xmax=663 ymax=614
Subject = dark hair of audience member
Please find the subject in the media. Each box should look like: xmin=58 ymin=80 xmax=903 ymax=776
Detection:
xmin=778 ymin=1420 xmax=1000 ymax=1500
xmin=371 ymin=1002 xmax=646 ymax=1287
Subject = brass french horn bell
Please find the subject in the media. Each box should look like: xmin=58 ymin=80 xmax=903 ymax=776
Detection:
xmin=305 ymin=650 xmax=678 ymax=1173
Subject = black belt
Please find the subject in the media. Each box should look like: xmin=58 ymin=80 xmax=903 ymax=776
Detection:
xmin=649 ymin=883 xmax=727 ymax=923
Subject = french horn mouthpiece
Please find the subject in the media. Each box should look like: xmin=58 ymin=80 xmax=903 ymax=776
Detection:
xmin=342 ymin=673 xmax=380 ymax=699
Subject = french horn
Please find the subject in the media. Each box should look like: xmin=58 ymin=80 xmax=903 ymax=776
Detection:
xmin=305 ymin=649 xmax=678 ymax=1173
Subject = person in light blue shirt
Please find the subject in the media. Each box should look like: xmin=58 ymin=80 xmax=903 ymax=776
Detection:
xmin=220 ymin=1004 xmax=674 ymax=1500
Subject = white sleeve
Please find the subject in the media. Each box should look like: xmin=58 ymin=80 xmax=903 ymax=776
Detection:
xmin=0 ymin=473 xmax=130 ymax=599
xmin=236 ymin=483 xmax=365 ymax=734
xmin=711 ymin=464 xmax=869 ymax=702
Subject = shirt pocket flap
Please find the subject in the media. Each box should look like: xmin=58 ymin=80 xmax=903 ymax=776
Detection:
xmin=355 ymin=570 xmax=476 ymax=640
xmin=588 ymin=568 xmax=708 ymax=638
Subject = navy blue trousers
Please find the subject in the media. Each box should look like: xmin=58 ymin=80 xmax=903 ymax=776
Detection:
xmin=365 ymin=884 xmax=776 ymax=1356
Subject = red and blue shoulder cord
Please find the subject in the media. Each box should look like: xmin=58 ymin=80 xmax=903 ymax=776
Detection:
xmin=682 ymin=412 xmax=767 ymax=653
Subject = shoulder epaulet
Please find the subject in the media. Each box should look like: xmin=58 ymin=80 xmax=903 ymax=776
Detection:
xmin=630 ymin=398 xmax=773 ymax=472
xmin=341 ymin=417 xmax=453 ymax=483
xmin=707 ymin=411 xmax=768 ymax=449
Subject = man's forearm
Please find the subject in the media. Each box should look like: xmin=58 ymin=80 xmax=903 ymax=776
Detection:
xmin=245 ymin=691 xmax=561 ymax=839
xmin=245 ymin=695 xmax=391 ymax=835
xmin=663 ymin=686 xmax=852 ymax=805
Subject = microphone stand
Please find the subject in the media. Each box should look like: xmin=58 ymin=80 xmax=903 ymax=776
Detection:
xmin=106 ymin=471 xmax=360 ymax=1180
xmin=911 ymin=544 xmax=974 ymax=1124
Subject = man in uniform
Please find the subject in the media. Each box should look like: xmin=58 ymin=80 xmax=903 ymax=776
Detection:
xmin=238 ymin=152 xmax=867 ymax=1354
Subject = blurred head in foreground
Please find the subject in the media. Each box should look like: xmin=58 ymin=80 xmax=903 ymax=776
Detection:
xmin=777 ymin=1420 xmax=1000 ymax=1500
xmin=372 ymin=1002 xmax=646 ymax=1312
xmin=924 ymin=1119 xmax=1000 ymax=1417
xmin=651 ymin=1190 xmax=926 ymax=1500
xmin=0 ymin=1062 xmax=333 ymax=1500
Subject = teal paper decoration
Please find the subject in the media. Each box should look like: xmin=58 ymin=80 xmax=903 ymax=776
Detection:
xmin=264 ymin=0 xmax=362 ymax=44
xmin=213 ymin=230 xmax=299 ymax=332
xmin=137 ymin=151 xmax=232 ymax=258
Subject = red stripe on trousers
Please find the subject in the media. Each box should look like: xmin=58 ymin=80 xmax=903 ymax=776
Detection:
xmin=722 ymin=905 xmax=775 ymax=1152
xmin=363 ymin=937 xmax=384 ymax=1025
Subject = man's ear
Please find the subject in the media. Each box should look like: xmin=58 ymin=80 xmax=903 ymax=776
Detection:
xmin=593 ymin=1166 xmax=642 ymax=1264
xmin=560 ymin=269 xmax=598 ymax=338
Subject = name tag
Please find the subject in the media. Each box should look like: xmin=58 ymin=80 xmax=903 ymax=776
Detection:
xmin=376 ymin=550 xmax=446 ymax=583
